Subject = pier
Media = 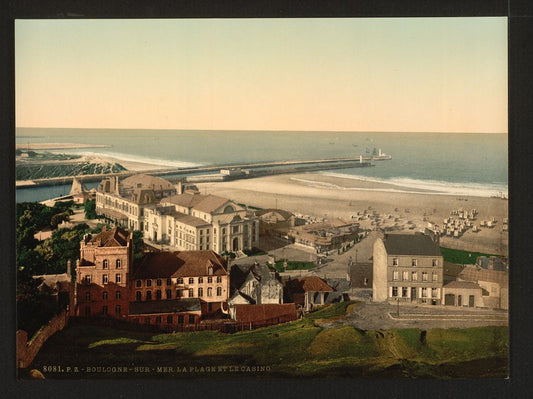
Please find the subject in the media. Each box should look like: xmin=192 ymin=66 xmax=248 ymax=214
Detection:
xmin=16 ymin=155 xmax=391 ymax=188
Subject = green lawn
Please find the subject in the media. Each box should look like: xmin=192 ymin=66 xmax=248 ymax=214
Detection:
xmin=440 ymin=247 xmax=499 ymax=265
xmin=273 ymin=260 xmax=317 ymax=272
xmin=23 ymin=302 xmax=508 ymax=379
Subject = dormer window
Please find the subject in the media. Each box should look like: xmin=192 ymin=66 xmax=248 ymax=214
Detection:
xmin=208 ymin=266 xmax=213 ymax=275
xmin=411 ymin=259 xmax=417 ymax=267
xmin=432 ymin=259 xmax=438 ymax=267
xmin=392 ymin=258 xmax=399 ymax=266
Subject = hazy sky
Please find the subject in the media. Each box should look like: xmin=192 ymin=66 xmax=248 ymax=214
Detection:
xmin=15 ymin=18 xmax=507 ymax=133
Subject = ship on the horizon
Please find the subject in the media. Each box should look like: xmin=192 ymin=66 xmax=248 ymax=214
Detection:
xmin=359 ymin=148 xmax=392 ymax=161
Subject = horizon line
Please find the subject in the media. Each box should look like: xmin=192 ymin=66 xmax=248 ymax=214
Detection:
xmin=15 ymin=126 xmax=508 ymax=134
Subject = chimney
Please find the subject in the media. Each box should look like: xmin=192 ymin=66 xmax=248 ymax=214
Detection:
xmin=177 ymin=180 xmax=183 ymax=195
xmin=115 ymin=176 xmax=120 ymax=194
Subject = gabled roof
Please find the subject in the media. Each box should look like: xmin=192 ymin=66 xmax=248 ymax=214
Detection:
xmin=230 ymin=262 xmax=278 ymax=291
xmin=86 ymin=226 xmax=130 ymax=247
xmin=132 ymin=250 xmax=228 ymax=279
xmin=255 ymin=208 xmax=294 ymax=220
xmin=129 ymin=298 xmax=201 ymax=315
xmin=383 ymin=233 xmax=441 ymax=256
xmin=284 ymin=276 xmax=334 ymax=293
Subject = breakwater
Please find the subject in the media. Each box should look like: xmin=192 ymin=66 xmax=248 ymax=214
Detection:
xmin=17 ymin=156 xmax=382 ymax=188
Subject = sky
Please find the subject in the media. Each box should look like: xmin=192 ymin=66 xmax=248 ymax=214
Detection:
xmin=15 ymin=18 xmax=508 ymax=133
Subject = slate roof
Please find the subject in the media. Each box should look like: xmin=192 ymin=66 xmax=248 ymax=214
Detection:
xmin=120 ymin=174 xmax=175 ymax=191
xmin=163 ymin=193 xmax=232 ymax=213
xmin=230 ymin=262 xmax=278 ymax=292
xmin=172 ymin=212 xmax=211 ymax=227
xmin=132 ymin=250 xmax=228 ymax=279
xmin=129 ymin=298 xmax=201 ymax=315
xmin=383 ymin=233 xmax=441 ymax=256
xmin=444 ymin=281 xmax=482 ymax=290
xmin=86 ymin=226 xmax=130 ymax=247
xmin=234 ymin=303 xmax=297 ymax=323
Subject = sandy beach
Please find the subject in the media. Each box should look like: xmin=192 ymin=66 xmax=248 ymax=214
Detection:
xmin=197 ymin=173 xmax=508 ymax=255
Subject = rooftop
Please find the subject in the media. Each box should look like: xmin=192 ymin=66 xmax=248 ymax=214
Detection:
xmin=444 ymin=281 xmax=482 ymax=290
xmin=84 ymin=226 xmax=130 ymax=247
xmin=163 ymin=193 xmax=233 ymax=214
xmin=132 ymin=250 xmax=228 ymax=279
xmin=284 ymin=276 xmax=334 ymax=293
xmin=129 ymin=298 xmax=201 ymax=315
xmin=383 ymin=233 xmax=442 ymax=256
xmin=120 ymin=174 xmax=175 ymax=191
xmin=234 ymin=303 xmax=297 ymax=323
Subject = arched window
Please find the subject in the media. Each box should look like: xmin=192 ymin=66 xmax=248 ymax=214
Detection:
xmin=198 ymin=287 xmax=203 ymax=297
xmin=216 ymin=287 xmax=222 ymax=296
xmin=146 ymin=291 xmax=152 ymax=301
xmin=156 ymin=290 xmax=162 ymax=300
xmin=116 ymin=259 xmax=121 ymax=269
xmin=223 ymin=205 xmax=235 ymax=214
xmin=103 ymin=259 xmax=108 ymax=269
xmin=207 ymin=287 xmax=212 ymax=297
xmin=166 ymin=289 xmax=172 ymax=299
xmin=136 ymin=291 xmax=142 ymax=301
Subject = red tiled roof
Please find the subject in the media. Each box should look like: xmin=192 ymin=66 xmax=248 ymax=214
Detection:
xmin=133 ymin=250 xmax=228 ymax=279
xmin=234 ymin=303 xmax=297 ymax=323
xmin=88 ymin=226 xmax=130 ymax=247
xmin=284 ymin=276 xmax=334 ymax=293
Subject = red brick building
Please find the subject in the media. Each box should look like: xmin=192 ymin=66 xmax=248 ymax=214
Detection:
xmin=74 ymin=226 xmax=132 ymax=318
xmin=73 ymin=226 xmax=230 ymax=329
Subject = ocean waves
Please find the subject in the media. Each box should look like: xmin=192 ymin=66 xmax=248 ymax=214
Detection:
xmin=313 ymin=172 xmax=508 ymax=198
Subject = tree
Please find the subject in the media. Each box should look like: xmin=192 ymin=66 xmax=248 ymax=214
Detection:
xmin=84 ymin=199 xmax=96 ymax=219
xmin=132 ymin=230 xmax=144 ymax=264
xmin=50 ymin=212 xmax=70 ymax=229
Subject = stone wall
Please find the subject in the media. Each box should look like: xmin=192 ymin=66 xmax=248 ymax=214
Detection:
xmin=16 ymin=310 xmax=69 ymax=369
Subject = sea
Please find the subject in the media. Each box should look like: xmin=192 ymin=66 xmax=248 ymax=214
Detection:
xmin=15 ymin=128 xmax=508 ymax=203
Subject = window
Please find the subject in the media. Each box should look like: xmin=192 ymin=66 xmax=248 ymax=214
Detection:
xmin=102 ymin=291 xmax=108 ymax=300
xmin=189 ymin=277 xmax=194 ymax=284
xmin=156 ymin=279 xmax=162 ymax=286
xmin=136 ymin=280 xmax=142 ymax=287
xmin=208 ymin=266 xmax=213 ymax=275
xmin=198 ymin=277 xmax=203 ymax=284
xmin=216 ymin=276 xmax=222 ymax=283
xmin=198 ymin=287 xmax=203 ymax=297
xmin=207 ymin=287 xmax=213 ymax=297
xmin=189 ymin=288 xmax=194 ymax=297
xmin=208 ymin=276 xmax=213 ymax=283
xmin=393 ymin=271 xmax=399 ymax=281
xmin=421 ymin=288 xmax=428 ymax=298
xmin=177 ymin=289 xmax=183 ymax=298
xmin=431 ymin=288 xmax=438 ymax=298
xmin=156 ymin=290 xmax=162 ymax=300
xmin=392 ymin=287 xmax=398 ymax=297
xmin=85 ymin=275 xmax=91 ymax=284
xmin=85 ymin=291 xmax=91 ymax=300
xmin=136 ymin=291 xmax=142 ymax=301
xmin=422 ymin=272 xmax=428 ymax=282
xmin=166 ymin=289 xmax=172 ymax=299
xmin=432 ymin=259 xmax=438 ymax=267
xmin=103 ymin=259 xmax=108 ymax=269
xmin=115 ymin=274 xmax=121 ymax=283
xmin=178 ymin=315 xmax=184 ymax=324
xmin=102 ymin=274 xmax=108 ymax=284
xmin=432 ymin=272 xmax=438 ymax=282
xmin=116 ymin=259 xmax=121 ymax=269
xmin=189 ymin=315 xmax=195 ymax=324
xmin=402 ymin=287 xmax=408 ymax=297
xmin=102 ymin=306 xmax=108 ymax=315
xmin=146 ymin=291 xmax=152 ymax=300
xmin=115 ymin=305 xmax=121 ymax=315
xmin=144 ymin=317 xmax=150 ymax=325
xmin=177 ymin=277 xmax=183 ymax=284
xmin=155 ymin=316 xmax=162 ymax=324
xmin=402 ymin=271 xmax=409 ymax=281
xmin=411 ymin=259 xmax=417 ymax=267
xmin=393 ymin=258 xmax=399 ymax=266
xmin=216 ymin=287 xmax=222 ymax=296
xmin=411 ymin=271 xmax=418 ymax=281
xmin=115 ymin=290 xmax=121 ymax=299
xmin=166 ymin=278 xmax=172 ymax=285
xmin=146 ymin=279 xmax=152 ymax=287
xmin=166 ymin=315 xmax=173 ymax=324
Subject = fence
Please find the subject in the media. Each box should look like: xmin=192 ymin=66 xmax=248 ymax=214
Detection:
xmin=17 ymin=310 xmax=69 ymax=369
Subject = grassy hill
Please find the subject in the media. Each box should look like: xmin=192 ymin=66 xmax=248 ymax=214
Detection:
xmin=22 ymin=302 xmax=508 ymax=379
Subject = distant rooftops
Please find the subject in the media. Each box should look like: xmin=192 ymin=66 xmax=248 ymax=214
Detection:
xmin=120 ymin=174 xmax=175 ymax=191
xmin=132 ymin=250 xmax=228 ymax=280
xmin=383 ymin=233 xmax=441 ymax=257
xmin=163 ymin=193 xmax=234 ymax=214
